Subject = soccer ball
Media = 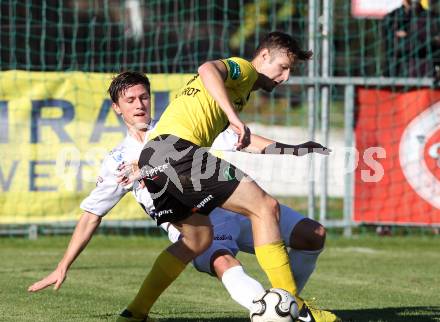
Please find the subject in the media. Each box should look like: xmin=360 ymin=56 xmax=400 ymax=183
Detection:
xmin=250 ymin=288 xmax=299 ymax=322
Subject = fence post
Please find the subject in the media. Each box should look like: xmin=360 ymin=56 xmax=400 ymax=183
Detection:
xmin=320 ymin=0 xmax=333 ymax=223
xmin=28 ymin=224 xmax=38 ymax=240
xmin=343 ymin=84 xmax=355 ymax=237
xmin=307 ymin=0 xmax=318 ymax=219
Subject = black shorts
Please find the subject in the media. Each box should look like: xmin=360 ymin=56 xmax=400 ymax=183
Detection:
xmin=139 ymin=135 xmax=245 ymax=225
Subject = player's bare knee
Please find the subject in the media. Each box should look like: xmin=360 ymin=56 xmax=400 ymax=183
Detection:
xmin=211 ymin=251 xmax=240 ymax=278
xmin=303 ymin=222 xmax=325 ymax=250
xmin=313 ymin=223 xmax=326 ymax=249
xmin=290 ymin=219 xmax=326 ymax=251
xmin=213 ymin=254 xmax=240 ymax=269
xmin=316 ymin=223 xmax=326 ymax=239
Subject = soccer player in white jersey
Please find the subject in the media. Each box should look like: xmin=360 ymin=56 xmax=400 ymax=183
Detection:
xmin=27 ymin=72 xmax=157 ymax=294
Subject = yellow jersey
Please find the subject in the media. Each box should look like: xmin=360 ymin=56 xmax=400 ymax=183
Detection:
xmin=150 ymin=57 xmax=258 ymax=147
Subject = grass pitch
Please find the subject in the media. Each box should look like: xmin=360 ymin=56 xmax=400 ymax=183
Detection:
xmin=1 ymin=234 xmax=439 ymax=322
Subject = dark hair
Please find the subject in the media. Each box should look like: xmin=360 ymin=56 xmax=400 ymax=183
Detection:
xmin=108 ymin=71 xmax=151 ymax=103
xmin=253 ymin=31 xmax=312 ymax=61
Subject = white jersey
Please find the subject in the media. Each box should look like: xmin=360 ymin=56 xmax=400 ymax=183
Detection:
xmin=211 ymin=128 xmax=239 ymax=152
xmin=80 ymin=124 xmax=157 ymax=217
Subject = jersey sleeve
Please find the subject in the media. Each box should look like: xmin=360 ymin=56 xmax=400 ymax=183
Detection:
xmin=80 ymin=153 xmax=128 ymax=217
xmin=211 ymin=128 xmax=238 ymax=151
xmin=221 ymin=57 xmax=258 ymax=89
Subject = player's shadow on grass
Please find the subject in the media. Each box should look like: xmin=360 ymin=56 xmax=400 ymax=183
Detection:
xmin=336 ymin=306 xmax=440 ymax=322
xmin=152 ymin=307 xmax=440 ymax=322
xmin=102 ymin=307 xmax=440 ymax=322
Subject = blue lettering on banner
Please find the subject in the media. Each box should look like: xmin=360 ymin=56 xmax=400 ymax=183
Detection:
xmin=29 ymin=160 xmax=56 ymax=191
xmin=89 ymin=99 xmax=125 ymax=142
xmin=0 ymin=101 xmax=8 ymax=143
xmin=31 ymin=99 xmax=75 ymax=143
xmin=0 ymin=160 xmax=19 ymax=191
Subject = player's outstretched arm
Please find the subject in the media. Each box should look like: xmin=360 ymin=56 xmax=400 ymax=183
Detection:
xmin=247 ymin=134 xmax=331 ymax=156
xmin=27 ymin=211 xmax=102 ymax=292
xmin=198 ymin=60 xmax=251 ymax=149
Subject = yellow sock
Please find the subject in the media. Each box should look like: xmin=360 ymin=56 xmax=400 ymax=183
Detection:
xmin=254 ymin=241 xmax=303 ymax=308
xmin=127 ymin=249 xmax=187 ymax=318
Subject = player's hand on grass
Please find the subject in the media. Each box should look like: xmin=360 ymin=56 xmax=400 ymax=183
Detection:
xmin=296 ymin=141 xmax=331 ymax=156
xmin=27 ymin=266 xmax=67 ymax=292
xmin=230 ymin=119 xmax=251 ymax=150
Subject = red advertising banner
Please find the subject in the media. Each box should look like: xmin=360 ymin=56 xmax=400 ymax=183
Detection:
xmin=355 ymin=88 xmax=440 ymax=225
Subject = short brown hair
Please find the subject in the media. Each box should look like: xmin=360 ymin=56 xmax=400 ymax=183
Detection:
xmin=108 ymin=71 xmax=151 ymax=103
xmin=253 ymin=31 xmax=312 ymax=61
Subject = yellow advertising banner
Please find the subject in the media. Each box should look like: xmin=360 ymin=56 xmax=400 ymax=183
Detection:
xmin=0 ymin=71 xmax=191 ymax=223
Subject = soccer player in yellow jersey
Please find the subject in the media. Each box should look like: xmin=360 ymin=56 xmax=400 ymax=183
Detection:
xmin=118 ymin=32 xmax=340 ymax=322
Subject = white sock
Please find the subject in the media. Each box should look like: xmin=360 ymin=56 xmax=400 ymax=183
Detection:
xmin=288 ymin=248 xmax=322 ymax=294
xmin=221 ymin=265 xmax=265 ymax=310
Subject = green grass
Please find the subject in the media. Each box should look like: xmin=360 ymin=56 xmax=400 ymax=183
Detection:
xmin=1 ymin=235 xmax=439 ymax=322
